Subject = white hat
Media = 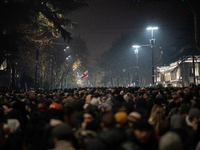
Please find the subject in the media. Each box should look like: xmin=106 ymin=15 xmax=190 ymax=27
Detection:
xmin=91 ymin=98 xmax=99 ymax=106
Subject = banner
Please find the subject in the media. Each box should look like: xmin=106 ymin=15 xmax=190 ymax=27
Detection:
xmin=81 ymin=70 xmax=88 ymax=79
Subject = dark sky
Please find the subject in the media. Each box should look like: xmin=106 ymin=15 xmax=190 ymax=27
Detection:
xmin=65 ymin=0 xmax=191 ymax=66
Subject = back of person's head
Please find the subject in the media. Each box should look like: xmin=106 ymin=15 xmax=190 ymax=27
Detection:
xmin=133 ymin=119 xmax=153 ymax=131
xmin=149 ymin=104 xmax=165 ymax=125
xmin=74 ymin=92 xmax=79 ymax=98
xmin=52 ymin=123 xmax=73 ymax=141
xmin=180 ymin=104 xmax=190 ymax=115
xmin=173 ymin=95 xmax=180 ymax=101
xmin=100 ymin=113 xmax=115 ymax=129
xmin=62 ymin=106 xmax=75 ymax=118
xmin=102 ymin=104 xmax=112 ymax=112
xmin=114 ymin=111 xmax=127 ymax=126
xmin=159 ymin=131 xmax=183 ymax=150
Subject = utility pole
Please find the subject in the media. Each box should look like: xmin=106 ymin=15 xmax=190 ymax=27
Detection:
xmin=193 ymin=54 xmax=196 ymax=85
xmin=147 ymin=27 xmax=158 ymax=85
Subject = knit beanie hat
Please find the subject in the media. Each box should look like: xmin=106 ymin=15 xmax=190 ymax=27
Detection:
xmin=188 ymin=108 xmax=200 ymax=121
xmin=91 ymin=98 xmax=99 ymax=107
xmin=114 ymin=112 xmax=127 ymax=125
xmin=156 ymin=93 xmax=163 ymax=99
xmin=127 ymin=112 xmax=141 ymax=122
xmin=120 ymin=91 xmax=125 ymax=96
xmin=49 ymin=102 xmax=59 ymax=110
xmin=159 ymin=132 xmax=183 ymax=150
xmin=170 ymin=114 xmax=185 ymax=129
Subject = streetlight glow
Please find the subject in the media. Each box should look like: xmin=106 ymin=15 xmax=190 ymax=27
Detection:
xmin=66 ymin=55 xmax=71 ymax=60
xmin=146 ymin=27 xmax=158 ymax=30
xmin=132 ymin=45 xmax=140 ymax=48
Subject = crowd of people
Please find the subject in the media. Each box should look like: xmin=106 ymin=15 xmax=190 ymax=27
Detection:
xmin=0 ymin=86 xmax=200 ymax=150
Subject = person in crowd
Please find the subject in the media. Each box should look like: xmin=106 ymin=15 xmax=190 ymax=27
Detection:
xmin=51 ymin=123 xmax=76 ymax=150
xmin=123 ymin=119 xmax=158 ymax=150
xmin=3 ymin=86 xmax=200 ymax=150
xmin=168 ymin=95 xmax=181 ymax=112
xmin=86 ymin=113 xmax=126 ymax=150
xmin=148 ymin=104 xmax=169 ymax=138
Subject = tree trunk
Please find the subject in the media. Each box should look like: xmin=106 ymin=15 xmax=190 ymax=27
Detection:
xmin=11 ymin=62 xmax=15 ymax=89
xmin=194 ymin=11 xmax=200 ymax=51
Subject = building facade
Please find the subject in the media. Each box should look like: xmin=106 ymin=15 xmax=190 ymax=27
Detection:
xmin=156 ymin=56 xmax=200 ymax=87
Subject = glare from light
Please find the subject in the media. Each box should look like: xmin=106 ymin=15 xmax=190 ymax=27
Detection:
xmin=64 ymin=49 xmax=66 ymax=51
xmin=66 ymin=46 xmax=70 ymax=49
xmin=132 ymin=45 xmax=140 ymax=48
xmin=147 ymin=27 xmax=158 ymax=30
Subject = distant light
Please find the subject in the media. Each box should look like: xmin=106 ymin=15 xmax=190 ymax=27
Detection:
xmin=147 ymin=27 xmax=158 ymax=30
xmin=64 ymin=49 xmax=66 ymax=51
xmin=66 ymin=58 xmax=68 ymax=59
xmin=69 ymin=55 xmax=71 ymax=57
xmin=66 ymin=46 xmax=70 ymax=49
xmin=132 ymin=45 xmax=140 ymax=48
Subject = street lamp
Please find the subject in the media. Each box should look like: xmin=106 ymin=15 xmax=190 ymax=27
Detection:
xmin=132 ymin=45 xmax=140 ymax=86
xmin=147 ymin=26 xmax=158 ymax=85
xmin=64 ymin=46 xmax=70 ymax=51
xmin=66 ymin=55 xmax=71 ymax=60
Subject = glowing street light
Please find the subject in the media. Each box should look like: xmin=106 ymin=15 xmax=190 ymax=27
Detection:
xmin=64 ymin=46 xmax=70 ymax=51
xmin=147 ymin=26 xmax=158 ymax=85
xmin=66 ymin=55 xmax=71 ymax=60
xmin=132 ymin=45 xmax=140 ymax=54
xmin=147 ymin=27 xmax=158 ymax=45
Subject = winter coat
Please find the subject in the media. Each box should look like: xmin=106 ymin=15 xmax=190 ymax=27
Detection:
xmin=86 ymin=129 xmax=127 ymax=150
xmin=49 ymin=140 xmax=75 ymax=150
xmin=122 ymin=132 xmax=158 ymax=150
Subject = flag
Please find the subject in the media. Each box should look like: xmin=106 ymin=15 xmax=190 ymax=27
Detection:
xmin=81 ymin=70 xmax=88 ymax=79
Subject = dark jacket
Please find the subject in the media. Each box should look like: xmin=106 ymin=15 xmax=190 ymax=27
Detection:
xmin=123 ymin=131 xmax=158 ymax=150
xmin=86 ymin=129 xmax=127 ymax=150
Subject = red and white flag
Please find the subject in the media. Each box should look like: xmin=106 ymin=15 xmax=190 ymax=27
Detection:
xmin=81 ymin=70 xmax=88 ymax=79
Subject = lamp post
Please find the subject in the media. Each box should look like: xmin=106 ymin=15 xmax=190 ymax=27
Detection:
xmin=147 ymin=27 xmax=158 ymax=85
xmin=132 ymin=45 xmax=140 ymax=86
xmin=66 ymin=55 xmax=71 ymax=60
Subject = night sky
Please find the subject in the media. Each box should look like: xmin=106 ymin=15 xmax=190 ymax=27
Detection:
xmin=64 ymin=0 xmax=191 ymax=66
